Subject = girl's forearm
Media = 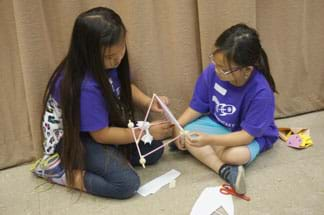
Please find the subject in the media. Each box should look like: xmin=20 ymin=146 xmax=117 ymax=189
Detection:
xmin=90 ymin=127 xmax=141 ymax=145
xmin=178 ymin=107 xmax=202 ymax=127
xmin=208 ymin=130 xmax=254 ymax=147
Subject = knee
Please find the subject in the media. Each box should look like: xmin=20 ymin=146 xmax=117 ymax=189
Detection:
xmin=219 ymin=147 xmax=250 ymax=165
xmin=85 ymin=170 xmax=140 ymax=199
xmin=217 ymin=149 xmax=238 ymax=164
xmin=115 ymin=171 xmax=140 ymax=199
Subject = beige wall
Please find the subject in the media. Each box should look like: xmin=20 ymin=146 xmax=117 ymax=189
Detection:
xmin=1 ymin=0 xmax=324 ymax=169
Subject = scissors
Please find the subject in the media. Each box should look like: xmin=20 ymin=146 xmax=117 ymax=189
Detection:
xmin=219 ymin=184 xmax=251 ymax=201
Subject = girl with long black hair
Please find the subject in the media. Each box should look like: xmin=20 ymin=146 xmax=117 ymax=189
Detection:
xmin=32 ymin=7 xmax=172 ymax=199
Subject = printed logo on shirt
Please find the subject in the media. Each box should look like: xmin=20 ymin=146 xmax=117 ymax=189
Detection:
xmin=212 ymin=96 xmax=236 ymax=116
xmin=212 ymin=96 xmax=236 ymax=128
xmin=214 ymin=83 xmax=227 ymax=96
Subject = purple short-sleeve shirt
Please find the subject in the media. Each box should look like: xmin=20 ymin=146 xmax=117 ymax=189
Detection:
xmin=52 ymin=69 xmax=121 ymax=132
xmin=190 ymin=64 xmax=278 ymax=152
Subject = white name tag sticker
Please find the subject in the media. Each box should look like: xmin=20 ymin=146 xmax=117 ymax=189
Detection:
xmin=214 ymin=83 xmax=227 ymax=96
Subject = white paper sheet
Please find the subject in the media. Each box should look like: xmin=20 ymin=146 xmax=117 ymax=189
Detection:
xmin=137 ymin=169 xmax=181 ymax=197
xmin=191 ymin=186 xmax=234 ymax=215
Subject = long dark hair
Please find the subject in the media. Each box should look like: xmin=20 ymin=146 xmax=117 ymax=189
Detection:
xmin=215 ymin=23 xmax=277 ymax=93
xmin=41 ymin=7 xmax=134 ymax=186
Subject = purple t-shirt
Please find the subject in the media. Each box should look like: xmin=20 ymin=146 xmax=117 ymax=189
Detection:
xmin=190 ymin=64 xmax=278 ymax=152
xmin=52 ymin=69 xmax=121 ymax=132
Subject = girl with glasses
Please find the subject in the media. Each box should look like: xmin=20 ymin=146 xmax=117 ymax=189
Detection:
xmin=173 ymin=23 xmax=278 ymax=194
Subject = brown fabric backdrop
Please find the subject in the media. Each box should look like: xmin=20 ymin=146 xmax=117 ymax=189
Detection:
xmin=1 ymin=0 xmax=324 ymax=169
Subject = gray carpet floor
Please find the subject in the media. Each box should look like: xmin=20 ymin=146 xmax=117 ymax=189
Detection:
xmin=1 ymin=111 xmax=324 ymax=215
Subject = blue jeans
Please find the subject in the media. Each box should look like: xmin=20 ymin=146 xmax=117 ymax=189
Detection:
xmin=58 ymin=135 xmax=163 ymax=199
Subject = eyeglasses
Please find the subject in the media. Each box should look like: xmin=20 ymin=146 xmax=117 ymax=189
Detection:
xmin=209 ymin=54 xmax=242 ymax=75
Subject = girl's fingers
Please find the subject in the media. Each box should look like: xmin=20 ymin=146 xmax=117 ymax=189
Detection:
xmin=163 ymin=123 xmax=174 ymax=129
xmin=161 ymin=122 xmax=170 ymax=128
xmin=188 ymin=131 xmax=200 ymax=136
xmin=186 ymin=132 xmax=199 ymax=142
xmin=177 ymin=142 xmax=186 ymax=150
xmin=155 ymin=106 xmax=163 ymax=113
xmin=186 ymin=139 xmax=199 ymax=147
xmin=178 ymin=136 xmax=186 ymax=148
xmin=163 ymin=97 xmax=170 ymax=106
xmin=159 ymin=96 xmax=169 ymax=105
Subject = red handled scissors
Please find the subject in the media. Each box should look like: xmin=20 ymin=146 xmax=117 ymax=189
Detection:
xmin=219 ymin=184 xmax=251 ymax=201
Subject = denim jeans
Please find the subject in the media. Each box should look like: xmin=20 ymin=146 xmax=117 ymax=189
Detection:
xmin=81 ymin=135 xmax=163 ymax=199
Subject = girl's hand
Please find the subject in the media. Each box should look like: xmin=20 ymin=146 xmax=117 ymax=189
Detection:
xmin=151 ymin=96 xmax=169 ymax=113
xmin=173 ymin=127 xmax=186 ymax=151
xmin=185 ymin=132 xmax=210 ymax=147
xmin=149 ymin=120 xmax=173 ymax=140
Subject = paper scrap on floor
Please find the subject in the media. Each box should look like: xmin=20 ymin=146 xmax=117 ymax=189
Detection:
xmin=137 ymin=169 xmax=181 ymax=197
xmin=191 ymin=186 xmax=234 ymax=215
xmin=278 ymin=127 xmax=313 ymax=149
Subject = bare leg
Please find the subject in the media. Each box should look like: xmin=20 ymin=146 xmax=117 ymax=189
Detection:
xmin=214 ymin=145 xmax=250 ymax=165
xmin=185 ymin=143 xmax=251 ymax=171
xmin=186 ymin=144 xmax=251 ymax=194
xmin=214 ymin=146 xmax=251 ymax=165
xmin=185 ymin=144 xmax=225 ymax=173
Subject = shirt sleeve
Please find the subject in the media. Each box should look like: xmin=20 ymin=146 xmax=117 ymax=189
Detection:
xmin=80 ymin=85 xmax=109 ymax=132
xmin=240 ymin=92 xmax=275 ymax=137
xmin=189 ymin=65 xmax=212 ymax=113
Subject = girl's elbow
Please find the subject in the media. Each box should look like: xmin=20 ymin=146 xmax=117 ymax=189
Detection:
xmin=89 ymin=129 xmax=107 ymax=143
